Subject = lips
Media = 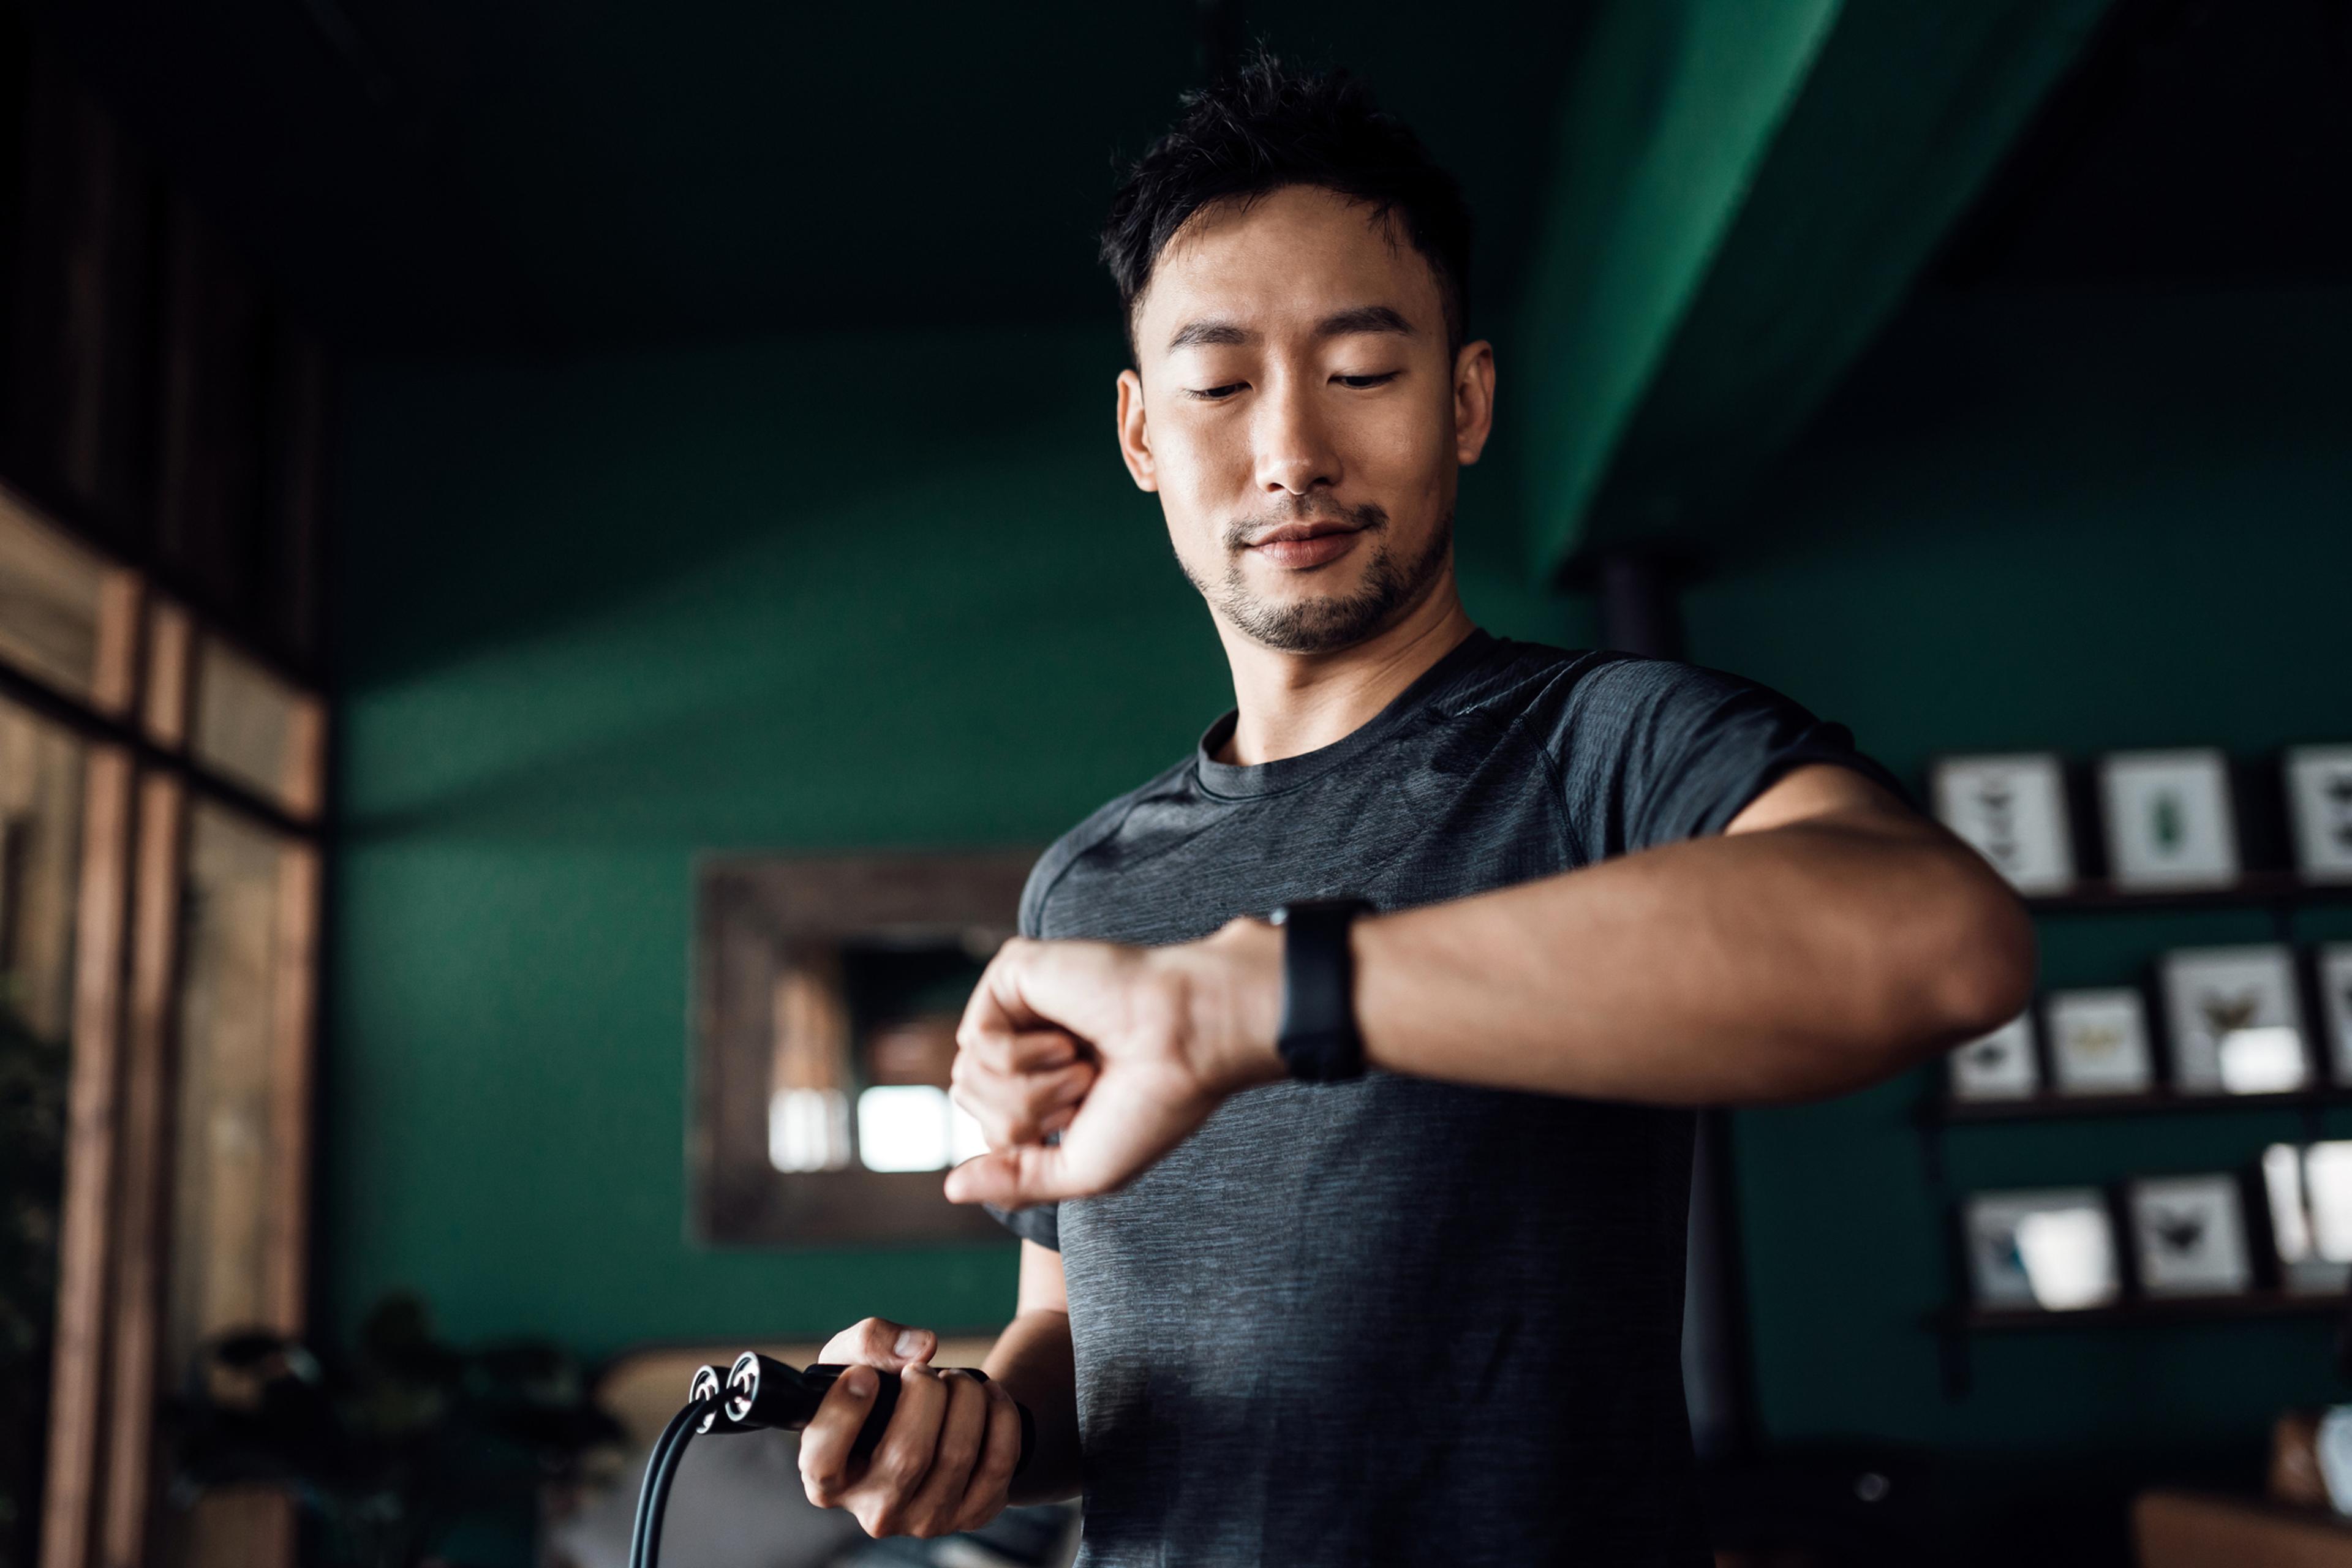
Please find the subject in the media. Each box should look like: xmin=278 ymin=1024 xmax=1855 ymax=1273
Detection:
xmin=1244 ymin=521 xmax=1364 ymax=570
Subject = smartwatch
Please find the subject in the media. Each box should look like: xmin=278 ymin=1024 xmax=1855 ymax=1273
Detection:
xmin=1267 ymin=897 xmax=1374 ymax=1082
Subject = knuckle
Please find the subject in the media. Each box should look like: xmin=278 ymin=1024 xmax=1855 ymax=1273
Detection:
xmin=869 ymin=1446 xmax=922 ymax=1490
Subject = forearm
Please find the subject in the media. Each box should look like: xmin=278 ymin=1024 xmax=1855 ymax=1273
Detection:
xmin=982 ymin=1307 xmax=1081 ymax=1504
xmin=1348 ymin=813 xmax=2034 ymax=1104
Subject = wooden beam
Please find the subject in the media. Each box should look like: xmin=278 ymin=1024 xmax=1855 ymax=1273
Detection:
xmin=1518 ymin=0 xmax=1841 ymax=579
xmin=96 ymin=605 xmax=192 ymax=1567
xmin=37 ymin=743 xmax=134 ymax=1568
xmin=1519 ymin=0 xmax=2113 ymax=577
xmin=265 ymin=840 xmax=320 ymax=1331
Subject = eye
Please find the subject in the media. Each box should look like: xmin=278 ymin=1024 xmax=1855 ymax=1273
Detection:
xmin=1334 ymin=371 xmax=1401 ymax=390
xmin=1186 ymin=382 xmax=1247 ymax=401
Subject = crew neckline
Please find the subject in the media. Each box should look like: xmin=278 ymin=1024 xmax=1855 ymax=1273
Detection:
xmin=1193 ymin=628 xmax=1500 ymax=801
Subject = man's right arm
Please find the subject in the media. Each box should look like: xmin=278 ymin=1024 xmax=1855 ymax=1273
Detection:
xmin=984 ymin=1239 xmax=1082 ymax=1505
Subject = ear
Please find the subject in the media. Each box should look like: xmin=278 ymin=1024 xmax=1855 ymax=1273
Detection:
xmin=1115 ymin=369 xmax=1158 ymax=492
xmin=1452 ymin=340 xmax=1496 ymax=467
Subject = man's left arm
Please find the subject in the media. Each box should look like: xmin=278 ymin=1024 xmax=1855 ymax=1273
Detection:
xmin=1343 ymin=762 xmax=2034 ymax=1103
xmin=946 ymin=763 xmax=2034 ymax=1208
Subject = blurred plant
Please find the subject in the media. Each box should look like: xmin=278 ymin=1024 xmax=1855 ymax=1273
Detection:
xmin=0 ymin=996 xmax=66 ymax=1568
xmin=165 ymin=1294 xmax=622 ymax=1568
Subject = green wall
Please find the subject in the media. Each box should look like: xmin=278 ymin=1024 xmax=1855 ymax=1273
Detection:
xmin=1691 ymin=285 xmax=2352 ymax=1510
xmin=327 ymin=323 xmax=1585 ymax=1357
xmin=333 ymin=285 xmax=2352 ymax=1553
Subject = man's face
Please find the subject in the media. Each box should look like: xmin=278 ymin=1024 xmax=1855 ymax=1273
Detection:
xmin=1115 ymin=184 xmax=1492 ymax=654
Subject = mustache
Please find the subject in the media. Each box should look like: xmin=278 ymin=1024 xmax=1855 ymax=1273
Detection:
xmin=1221 ymin=496 xmax=1390 ymax=551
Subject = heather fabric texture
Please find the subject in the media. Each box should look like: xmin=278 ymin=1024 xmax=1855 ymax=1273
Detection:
xmin=990 ymin=631 xmax=1902 ymax=1567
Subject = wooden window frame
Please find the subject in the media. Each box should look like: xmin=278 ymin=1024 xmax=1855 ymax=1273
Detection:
xmin=0 ymin=494 xmax=326 ymax=1568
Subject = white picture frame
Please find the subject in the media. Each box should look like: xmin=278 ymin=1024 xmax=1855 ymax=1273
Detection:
xmin=2321 ymin=943 xmax=2352 ymax=1088
xmin=2158 ymin=944 xmax=2311 ymax=1095
xmin=1962 ymin=1188 xmax=2120 ymax=1311
xmin=2127 ymin=1174 xmax=2253 ymax=1298
xmin=2045 ymin=988 xmax=2154 ymax=1097
xmin=1947 ymin=1012 xmax=2040 ymax=1101
xmin=2286 ymin=745 xmax=2352 ymax=885
xmin=2098 ymin=748 xmax=2239 ymax=890
xmin=1930 ymin=753 xmax=2076 ymax=895
xmin=2263 ymin=1143 xmax=2352 ymax=1296
xmin=2307 ymin=1142 xmax=2352 ymax=1272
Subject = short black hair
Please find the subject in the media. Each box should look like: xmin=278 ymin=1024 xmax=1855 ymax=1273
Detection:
xmin=1101 ymin=53 xmax=1474 ymax=363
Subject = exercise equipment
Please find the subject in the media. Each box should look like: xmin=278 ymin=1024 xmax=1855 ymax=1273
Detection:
xmin=627 ymin=1351 xmax=1035 ymax=1568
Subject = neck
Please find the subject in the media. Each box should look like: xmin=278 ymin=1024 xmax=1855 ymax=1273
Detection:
xmin=1211 ymin=577 xmax=1479 ymax=766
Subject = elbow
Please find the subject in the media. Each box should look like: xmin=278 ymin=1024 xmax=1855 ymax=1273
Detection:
xmin=1920 ymin=851 xmax=2038 ymax=1045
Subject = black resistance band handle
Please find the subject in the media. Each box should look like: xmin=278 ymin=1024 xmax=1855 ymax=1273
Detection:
xmin=725 ymin=1352 xmax=1035 ymax=1476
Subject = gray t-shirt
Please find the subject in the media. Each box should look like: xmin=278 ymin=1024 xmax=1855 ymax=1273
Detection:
xmin=993 ymin=631 xmax=1901 ymax=1567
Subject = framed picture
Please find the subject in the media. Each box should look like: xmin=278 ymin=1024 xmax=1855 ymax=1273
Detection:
xmin=2305 ymin=1142 xmax=2352 ymax=1271
xmin=2263 ymin=1143 xmax=2352 ymax=1295
xmin=2286 ymin=745 xmax=2352 ymax=884
xmin=2320 ymin=943 xmax=2352 ymax=1087
xmin=2098 ymin=749 xmax=2239 ymax=890
xmin=2127 ymin=1174 xmax=2253 ymax=1298
xmin=2158 ymin=944 xmax=2311 ymax=1095
xmin=1947 ymin=1012 xmax=2040 ymax=1101
xmin=1930 ymin=753 xmax=2075 ymax=895
xmin=2045 ymin=988 xmax=2154 ymax=1097
xmin=1962 ymin=1188 xmax=2120 ymax=1311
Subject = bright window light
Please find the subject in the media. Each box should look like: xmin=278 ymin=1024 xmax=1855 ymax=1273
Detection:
xmin=951 ymin=1102 xmax=990 ymax=1165
xmin=769 ymin=1088 xmax=851 ymax=1173
xmin=858 ymin=1085 xmax=955 ymax=1172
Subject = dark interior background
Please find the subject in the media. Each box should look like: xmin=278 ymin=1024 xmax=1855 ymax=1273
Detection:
xmin=12 ymin=0 xmax=2352 ymax=1562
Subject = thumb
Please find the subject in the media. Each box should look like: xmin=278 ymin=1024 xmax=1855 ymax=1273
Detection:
xmin=944 ymin=1145 xmax=1066 ymax=1209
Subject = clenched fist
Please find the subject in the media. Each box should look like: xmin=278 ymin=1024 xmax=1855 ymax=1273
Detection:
xmin=944 ymin=918 xmax=1286 ymax=1207
xmin=797 ymin=1317 xmax=1025 ymax=1539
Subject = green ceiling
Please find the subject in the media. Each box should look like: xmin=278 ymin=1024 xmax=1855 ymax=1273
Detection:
xmin=39 ymin=0 xmax=2162 ymax=582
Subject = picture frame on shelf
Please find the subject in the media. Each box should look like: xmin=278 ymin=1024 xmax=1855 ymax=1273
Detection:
xmin=2320 ymin=944 xmax=2352 ymax=1087
xmin=2286 ymin=745 xmax=2352 ymax=884
xmin=2262 ymin=1144 xmax=2352 ymax=1296
xmin=2045 ymin=988 xmax=2154 ymax=1097
xmin=2305 ymin=1142 xmax=2352 ymax=1272
xmin=2098 ymin=748 xmax=2239 ymax=891
xmin=2126 ymin=1174 xmax=2253 ymax=1298
xmin=2157 ymin=944 xmax=2311 ymax=1095
xmin=1947 ymin=1012 xmax=2040 ymax=1102
xmin=1929 ymin=753 xmax=2076 ymax=895
xmin=1962 ymin=1188 xmax=2121 ymax=1311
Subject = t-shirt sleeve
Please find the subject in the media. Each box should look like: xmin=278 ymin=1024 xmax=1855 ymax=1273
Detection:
xmin=980 ymin=849 xmax=1068 ymax=1251
xmin=983 ymin=1200 xmax=1061 ymax=1251
xmin=1551 ymin=655 xmax=1910 ymax=864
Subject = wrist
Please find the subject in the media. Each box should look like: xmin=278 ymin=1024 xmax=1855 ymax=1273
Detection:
xmin=1167 ymin=918 xmax=1286 ymax=1096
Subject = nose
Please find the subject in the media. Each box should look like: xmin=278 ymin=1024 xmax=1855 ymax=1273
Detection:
xmin=1253 ymin=369 xmax=1341 ymax=500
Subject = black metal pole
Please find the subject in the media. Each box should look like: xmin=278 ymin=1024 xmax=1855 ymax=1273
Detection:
xmin=1593 ymin=548 xmax=1755 ymax=1464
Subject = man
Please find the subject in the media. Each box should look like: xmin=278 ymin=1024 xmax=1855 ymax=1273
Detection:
xmin=795 ymin=58 xmax=2032 ymax=1566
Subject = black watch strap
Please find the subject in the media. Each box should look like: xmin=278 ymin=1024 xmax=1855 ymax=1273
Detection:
xmin=1269 ymin=897 xmax=1373 ymax=1082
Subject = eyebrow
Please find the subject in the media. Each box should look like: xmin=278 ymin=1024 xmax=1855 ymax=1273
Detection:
xmin=1164 ymin=304 xmax=1417 ymax=353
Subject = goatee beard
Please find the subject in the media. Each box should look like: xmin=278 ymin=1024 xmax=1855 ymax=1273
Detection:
xmin=1186 ymin=498 xmax=1454 ymax=654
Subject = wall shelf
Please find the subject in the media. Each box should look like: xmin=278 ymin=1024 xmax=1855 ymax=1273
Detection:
xmin=1928 ymin=1088 xmax=2352 ymax=1126
xmin=2022 ymin=872 xmax=2352 ymax=914
xmin=1940 ymin=1291 xmax=2346 ymax=1333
